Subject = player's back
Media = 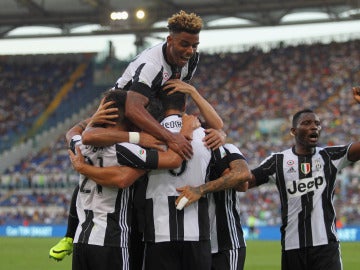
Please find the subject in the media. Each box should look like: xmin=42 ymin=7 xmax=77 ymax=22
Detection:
xmin=144 ymin=115 xmax=212 ymax=242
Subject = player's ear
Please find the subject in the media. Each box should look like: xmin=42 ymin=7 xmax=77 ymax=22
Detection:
xmin=290 ymin=128 xmax=296 ymax=137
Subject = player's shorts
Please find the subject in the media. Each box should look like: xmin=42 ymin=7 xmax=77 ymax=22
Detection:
xmin=211 ymin=247 xmax=246 ymax=270
xmin=72 ymin=243 xmax=129 ymax=270
xmin=282 ymin=242 xmax=343 ymax=270
xmin=143 ymin=240 xmax=211 ymax=270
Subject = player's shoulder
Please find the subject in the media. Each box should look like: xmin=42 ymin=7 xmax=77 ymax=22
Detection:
xmin=224 ymin=143 xmax=241 ymax=154
xmin=135 ymin=42 xmax=164 ymax=64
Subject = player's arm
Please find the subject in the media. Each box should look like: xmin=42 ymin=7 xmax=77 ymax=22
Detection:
xmin=81 ymin=97 xmax=165 ymax=150
xmin=243 ymin=156 xmax=276 ymax=190
xmin=163 ymin=79 xmax=223 ymax=129
xmin=203 ymin=128 xmax=226 ymax=150
xmin=175 ymin=158 xmax=251 ymax=208
xmin=69 ymin=137 xmax=188 ymax=188
xmin=69 ymin=146 xmax=146 ymax=189
xmin=162 ymin=80 xmax=225 ymax=149
xmin=65 ymin=119 xmax=90 ymax=145
xmin=126 ymin=90 xmax=193 ymax=159
xmin=247 ymin=174 xmax=258 ymax=189
xmin=68 ymin=115 xmax=200 ymax=187
xmin=83 ymin=127 xmax=164 ymax=151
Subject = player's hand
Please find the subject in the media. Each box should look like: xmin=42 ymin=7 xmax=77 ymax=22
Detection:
xmin=235 ymin=181 xmax=249 ymax=192
xmin=181 ymin=114 xmax=200 ymax=140
xmin=167 ymin=133 xmax=193 ymax=160
xmin=163 ymin=79 xmax=197 ymax=96
xmin=68 ymin=145 xmax=85 ymax=173
xmin=352 ymin=86 xmax=360 ymax=104
xmin=88 ymin=97 xmax=118 ymax=127
xmin=139 ymin=132 xmax=165 ymax=151
xmin=203 ymin=129 xmax=226 ymax=150
xmin=175 ymin=185 xmax=202 ymax=209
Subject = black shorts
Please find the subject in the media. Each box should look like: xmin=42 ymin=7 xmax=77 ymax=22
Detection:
xmin=282 ymin=242 xmax=343 ymax=270
xmin=72 ymin=243 xmax=129 ymax=270
xmin=211 ymin=247 xmax=246 ymax=270
xmin=144 ymin=240 xmax=211 ymax=270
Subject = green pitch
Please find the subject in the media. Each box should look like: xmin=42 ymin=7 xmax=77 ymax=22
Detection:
xmin=0 ymin=237 xmax=359 ymax=269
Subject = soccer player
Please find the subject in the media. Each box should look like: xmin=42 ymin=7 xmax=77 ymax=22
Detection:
xmin=66 ymin=89 xmax=198 ymax=270
xmin=247 ymin=87 xmax=360 ymax=270
xmin=175 ymin=143 xmax=251 ymax=270
xmin=48 ymin=98 xmax=164 ymax=262
xmin=138 ymin=85 xmax=226 ymax=270
xmin=114 ymin=10 xmax=223 ymax=159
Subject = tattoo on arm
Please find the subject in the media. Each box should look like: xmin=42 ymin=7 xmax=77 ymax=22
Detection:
xmin=200 ymin=159 xmax=247 ymax=195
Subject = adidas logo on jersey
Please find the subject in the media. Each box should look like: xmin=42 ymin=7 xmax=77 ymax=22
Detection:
xmin=286 ymin=176 xmax=325 ymax=198
xmin=287 ymin=167 xmax=296 ymax=173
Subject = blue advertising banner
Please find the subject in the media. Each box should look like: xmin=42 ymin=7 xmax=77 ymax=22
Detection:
xmin=0 ymin=225 xmax=359 ymax=241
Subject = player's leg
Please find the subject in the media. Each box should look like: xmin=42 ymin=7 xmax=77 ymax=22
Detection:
xmin=281 ymin=248 xmax=306 ymax=270
xmin=88 ymin=245 xmax=128 ymax=270
xmin=130 ymin=178 xmax=146 ymax=270
xmin=182 ymin=240 xmax=212 ymax=270
xmin=72 ymin=243 xmax=128 ymax=270
xmin=308 ymin=243 xmax=343 ymax=270
xmin=143 ymin=241 xmax=182 ymax=270
xmin=49 ymin=185 xmax=79 ymax=261
xmin=211 ymin=247 xmax=246 ymax=270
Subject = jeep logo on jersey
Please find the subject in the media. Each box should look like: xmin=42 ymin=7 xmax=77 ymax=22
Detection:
xmin=162 ymin=120 xmax=182 ymax=129
xmin=301 ymin=163 xmax=311 ymax=174
xmin=286 ymin=176 xmax=325 ymax=198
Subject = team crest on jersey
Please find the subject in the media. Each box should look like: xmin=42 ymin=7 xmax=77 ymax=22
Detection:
xmin=301 ymin=163 xmax=311 ymax=174
xmin=314 ymin=159 xmax=322 ymax=170
xmin=136 ymin=149 xmax=146 ymax=161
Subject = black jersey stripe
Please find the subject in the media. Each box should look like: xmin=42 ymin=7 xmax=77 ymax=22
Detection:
xmin=198 ymin=197 xmax=210 ymax=241
xmin=79 ymin=209 xmax=94 ymax=244
xmin=144 ymin=198 xmax=155 ymax=242
xmin=168 ymin=196 xmax=185 ymax=241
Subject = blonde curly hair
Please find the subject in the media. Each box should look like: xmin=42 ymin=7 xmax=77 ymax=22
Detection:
xmin=167 ymin=10 xmax=203 ymax=34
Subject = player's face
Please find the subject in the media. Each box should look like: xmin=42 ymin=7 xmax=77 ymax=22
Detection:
xmin=293 ymin=112 xmax=322 ymax=149
xmin=166 ymin=32 xmax=199 ymax=67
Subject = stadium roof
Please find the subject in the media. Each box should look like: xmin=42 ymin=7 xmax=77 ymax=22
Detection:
xmin=1 ymin=0 xmax=360 ymax=39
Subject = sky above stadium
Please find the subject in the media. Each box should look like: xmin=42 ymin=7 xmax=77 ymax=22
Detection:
xmin=0 ymin=15 xmax=359 ymax=60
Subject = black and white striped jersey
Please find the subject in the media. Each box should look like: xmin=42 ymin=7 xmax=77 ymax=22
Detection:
xmin=71 ymin=136 xmax=161 ymax=248
xmin=143 ymin=114 xmax=216 ymax=243
xmin=251 ymin=144 xmax=353 ymax=251
xmin=72 ymin=138 xmax=133 ymax=248
xmin=208 ymin=143 xmax=247 ymax=253
xmin=114 ymin=42 xmax=199 ymax=98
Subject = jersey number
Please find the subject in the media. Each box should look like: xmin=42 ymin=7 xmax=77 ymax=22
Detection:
xmin=169 ymin=160 xmax=187 ymax=176
xmin=79 ymin=156 xmax=103 ymax=194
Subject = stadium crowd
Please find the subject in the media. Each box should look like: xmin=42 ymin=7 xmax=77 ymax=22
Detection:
xmin=0 ymin=39 xmax=359 ymax=226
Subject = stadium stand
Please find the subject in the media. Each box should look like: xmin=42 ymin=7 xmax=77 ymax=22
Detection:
xmin=0 ymin=39 xmax=359 ymax=226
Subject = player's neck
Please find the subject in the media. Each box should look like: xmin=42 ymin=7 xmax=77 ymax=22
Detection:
xmin=293 ymin=145 xmax=315 ymax=156
xmin=165 ymin=109 xmax=182 ymax=117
